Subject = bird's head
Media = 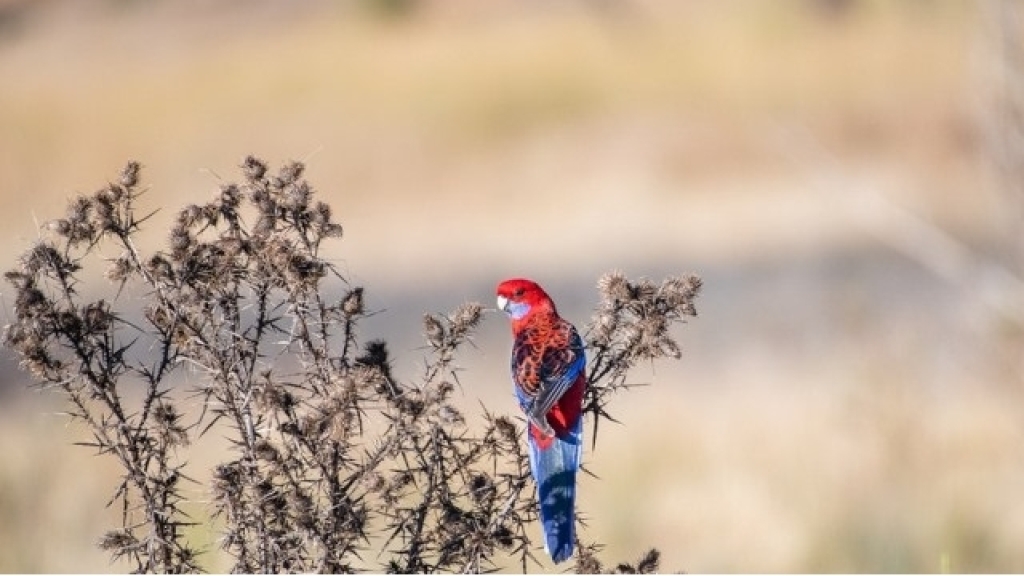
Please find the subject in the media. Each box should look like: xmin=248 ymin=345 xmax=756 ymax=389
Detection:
xmin=496 ymin=278 xmax=556 ymax=323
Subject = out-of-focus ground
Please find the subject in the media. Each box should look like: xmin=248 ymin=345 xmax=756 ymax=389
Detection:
xmin=2 ymin=0 xmax=1024 ymax=571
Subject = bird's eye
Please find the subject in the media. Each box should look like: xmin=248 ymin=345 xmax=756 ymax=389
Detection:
xmin=513 ymin=288 xmax=524 ymax=298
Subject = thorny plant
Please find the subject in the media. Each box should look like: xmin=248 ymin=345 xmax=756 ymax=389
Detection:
xmin=3 ymin=158 xmax=701 ymax=573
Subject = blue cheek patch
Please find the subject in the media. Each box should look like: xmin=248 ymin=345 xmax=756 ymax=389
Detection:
xmin=507 ymin=301 xmax=531 ymax=320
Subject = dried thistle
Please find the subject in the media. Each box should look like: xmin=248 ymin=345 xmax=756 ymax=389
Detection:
xmin=584 ymin=272 xmax=702 ymax=447
xmin=2 ymin=158 xmax=699 ymax=574
xmin=614 ymin=548 xmax=662 ymax=574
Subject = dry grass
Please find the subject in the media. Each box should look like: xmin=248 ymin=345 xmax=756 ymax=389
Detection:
xmin=1 ymin=0 xmax=1021 ymax=572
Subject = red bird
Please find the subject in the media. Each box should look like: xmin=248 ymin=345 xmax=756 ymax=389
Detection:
xmin=496 ymin=278 xmax=586 ymax=563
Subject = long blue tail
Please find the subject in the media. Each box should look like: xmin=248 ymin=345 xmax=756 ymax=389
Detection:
xmin=526 ymin=417 xmax=583 ymax=563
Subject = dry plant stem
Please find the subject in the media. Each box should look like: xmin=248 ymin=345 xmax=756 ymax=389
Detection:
xmin=4 ymin=163 xmax=198 ymax=572
xmin=3 ymin=158 xmax=700 ymax=573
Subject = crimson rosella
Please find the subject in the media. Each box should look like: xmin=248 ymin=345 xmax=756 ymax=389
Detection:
xmin=496 ymin=278 xmax=587 ymax=564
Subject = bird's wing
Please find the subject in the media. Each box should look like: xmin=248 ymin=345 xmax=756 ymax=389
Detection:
xmin=512 ymin=317 xmax=585 ymax=425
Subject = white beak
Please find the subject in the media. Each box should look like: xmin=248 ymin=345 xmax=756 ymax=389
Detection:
xmin=496 ymin=295 xmax=508 ymax=313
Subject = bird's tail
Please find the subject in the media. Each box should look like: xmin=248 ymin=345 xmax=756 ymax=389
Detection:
xmin=526 ymin=416 xmax=583 ymax=564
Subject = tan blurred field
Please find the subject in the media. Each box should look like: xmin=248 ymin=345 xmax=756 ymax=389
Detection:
xmin=2 ymin=0 xmax=1024 ymax=572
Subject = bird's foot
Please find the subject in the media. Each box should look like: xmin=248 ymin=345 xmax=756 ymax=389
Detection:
xmin=530 ymin=413 xmax=556 ymax=439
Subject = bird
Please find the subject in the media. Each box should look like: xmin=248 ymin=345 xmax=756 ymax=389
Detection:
xmin=496 ymin=278 xmax=587 ymax=564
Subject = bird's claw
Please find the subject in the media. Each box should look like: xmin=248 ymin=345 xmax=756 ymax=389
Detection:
xmin=530 ymin=413 xmax=555 ymax=438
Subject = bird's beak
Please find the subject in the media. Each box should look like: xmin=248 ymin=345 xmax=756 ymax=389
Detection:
xmin=496 ymin=295 xmax=508 ymax=313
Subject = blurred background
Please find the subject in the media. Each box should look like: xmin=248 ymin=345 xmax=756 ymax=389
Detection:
xmin=2 ymin=0 xmax=1024 ymax=571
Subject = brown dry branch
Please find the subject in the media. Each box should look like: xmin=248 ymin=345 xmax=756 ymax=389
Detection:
xmin=584 ymin=272 xmax=702 ymax=449
xmin=3 ymin=158 xmax=700 ymax=573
